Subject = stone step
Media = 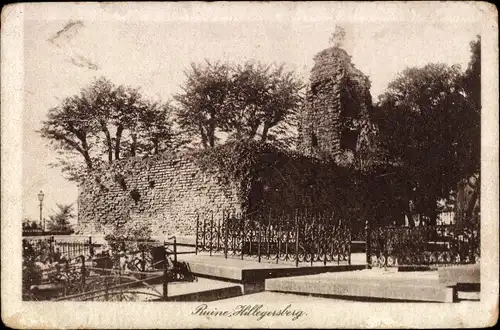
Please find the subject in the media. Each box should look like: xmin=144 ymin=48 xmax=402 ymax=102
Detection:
xmin=457 ymin=290 xmax=480 ymax=301
xmin=147 ymin=278 xmax=243 ymax=302
xmin=181 ymin=254 xmax=365 ymax=283
xmin=438 ymin=264 xmax=480 ymax=285
xmin=265 ymin=273 xmax=456 ymax=303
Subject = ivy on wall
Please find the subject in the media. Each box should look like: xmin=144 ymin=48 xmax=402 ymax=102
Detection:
xmin=194 ymin=140 xmax=365 ymax=215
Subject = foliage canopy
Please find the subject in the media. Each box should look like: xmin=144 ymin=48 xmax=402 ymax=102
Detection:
xmin=174 ymin=61 xmax=304 ymax=149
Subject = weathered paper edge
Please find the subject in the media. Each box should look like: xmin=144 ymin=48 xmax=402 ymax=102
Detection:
xmin=1 ymin=2 xmax=498 ymax=328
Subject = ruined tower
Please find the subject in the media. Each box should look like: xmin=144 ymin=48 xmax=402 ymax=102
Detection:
xmin=298 ymin=46 xmax=377 ymax=168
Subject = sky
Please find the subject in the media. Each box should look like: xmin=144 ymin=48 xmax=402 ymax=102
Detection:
xmin=22 ymin=10 xmax=480 ymax=223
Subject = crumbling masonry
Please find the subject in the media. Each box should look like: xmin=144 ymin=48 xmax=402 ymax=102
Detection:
xmin=77 ymin=46 xmax=378 ymax=237
xmin=297 ymin=46 xmax=377 ymax=167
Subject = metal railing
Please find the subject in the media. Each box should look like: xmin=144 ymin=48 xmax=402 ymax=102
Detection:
xmin=367 ymin=222 xmax=480 ymax=267
xmin=23 ymin=236 xmax=97 ymax=262
xmin=22 ymin=229 xmax=74 ymax=237
xmin=195 ymin=210 xmax=352 ymax=266
xmin=23 ymin=236 xmax=197 ymax=301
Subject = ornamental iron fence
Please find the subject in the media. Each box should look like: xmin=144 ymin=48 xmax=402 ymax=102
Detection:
xmin=367 ymin=221 xmax=480 ymax=268
xmin=22 ymin=236 xmax=96 ymax=262
xmin=23 ymin=229 xmax=74 ymax=237
xmin=22 ymin=236 xmax=196 ymax=301
xmin=195 ymin=210 xmax=352 ymax=266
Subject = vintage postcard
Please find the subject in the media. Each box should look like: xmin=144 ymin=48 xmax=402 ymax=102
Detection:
xmin=1 ymin=2 xmax=498 ymax=328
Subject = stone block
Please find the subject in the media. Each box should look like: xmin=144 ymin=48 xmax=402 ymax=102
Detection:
xmin=265 ymin=276 xmax=456 ymax=303
xmin=438 ymin=264 xmax=480 ymax=285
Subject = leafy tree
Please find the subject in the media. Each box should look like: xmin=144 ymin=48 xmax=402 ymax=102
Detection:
xmin=40 ymin=77 xmax=177 ymax=182
xmin=456 ymin=36 xmax=481 ymax=221
xmin=46 ymin=204 xmax=75 ymax=232
xmin=228 ymin=62 xmax=303 ymax=146
xmin=174 ymin=61 xmax=304 ymax=149
xmin=460 ymin=36 xmax=481 ymax=176
xmin=375 ymin=38 xmax=480 ymax=225
xmin=174 ymin=62 xmax=233 ymax=149
xmin=22 ymin=219 xmax=42 ymax=231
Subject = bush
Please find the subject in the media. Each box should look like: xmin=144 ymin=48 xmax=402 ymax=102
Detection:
xmin=104 ymin=220 xmax=154 ymax=253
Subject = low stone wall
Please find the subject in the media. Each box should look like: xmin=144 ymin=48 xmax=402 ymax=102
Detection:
xmin=77 ymin=152 xmax=242 ymax=236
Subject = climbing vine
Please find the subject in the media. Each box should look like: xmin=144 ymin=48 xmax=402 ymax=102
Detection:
xmin=194 ymin=140 xmax=364 ymax=215
xmin=194 ymin=141 xmax=279 ymax=207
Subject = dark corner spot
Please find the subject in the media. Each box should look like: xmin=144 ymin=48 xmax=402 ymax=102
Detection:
xmin=130 ymin=189 xmax=140 ymax=203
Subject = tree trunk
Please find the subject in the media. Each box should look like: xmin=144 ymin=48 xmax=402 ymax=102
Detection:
xmin=64 ymin=133 xmax=93 ymax=170
xmin=153 ymin=136 xmax=159 ymax=154
xmin=261 ymin=124 xmax=270 ymax=142
xmin=199 ymin=124 xmax=208 ymax=149
xmin=80 ymin=137 xmax=93 ymax=169
xmin=405 ymin=211 xmax=415 ymax=227
xmin=114 ymin=125 xmax=124 ymax=160
xmin=100 ymin=123 xmax=113 ymax=163
xmin=131 ymin=132 xmax=137 ymax=157
xmin=208 ymin=133 xmax=215 ymax=148
xmin=208 ymin=119 xmax=216 ymax=148
xmin=207 ymin=109 xmax=216 ymax=148
xmin=248 ymin=122 xmax=259 ymax=140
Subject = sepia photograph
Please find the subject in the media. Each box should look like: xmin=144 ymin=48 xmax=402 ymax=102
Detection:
xmin=1 ymin=2 xmax=498 ymax=328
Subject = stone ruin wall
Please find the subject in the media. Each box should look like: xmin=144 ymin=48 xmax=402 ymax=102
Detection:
xmin=77 ymin=46 xmax=380 ymax=238
xmin=255 ymin=160 xmax=353 ymax=218
xmin=298 ymin=47 xmax=377 ymax=167
xmin=77 ymin=153 xmax=242 ymax=237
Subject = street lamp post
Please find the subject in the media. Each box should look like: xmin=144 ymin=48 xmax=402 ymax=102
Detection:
xmin=38 ymin=190 xmax=45 ymax=231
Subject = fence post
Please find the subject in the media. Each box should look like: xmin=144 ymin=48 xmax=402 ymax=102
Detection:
xmin=217 ymin=213 xmax=221 ymax=251
xmin=295 ymin=211 xmax=299 ymax=267
xmin=240 ymin=212 xmax=244 ymax=260
xmin=323 ymin=215 xmax=327 ymax=266
xmin=348 ymin=229 xmax=352 ymax=266
xmin=163 ymin=249 xmax=169 ymax=301
xmin=195 ymin=214 xmax=199 ymax=255
xmin=81 ymin=256 xmax=86 ymax=289
xmin=337 ymin=218 xmax=341 ymax=265
xmin=311 ymin=217 xmax=315 ymax=267
xmin=257 ymin=220 xmax=262 ymax=263
xmin=209 ymin=213 xmax=213 ymax=256
xmin=267 ymin=211 xmax=271 ymax=260
xmin=276 ymin=219 xmax=281 ymax=264
xmin=202 ymin=216 xmax=206 ymax=248
xmin=224 ymin=211 xmax=229 ymax=259
xmin=89 ymin=236 xmax=94 ymax=257
xmin=285 ymin=215 xmax=290 ymax=262
xmin=365 ymin=217 xmax=371 ymax=267
xmin=141 ymin=248 xmax=146 ymax=272
xmin=49 ymin=236 xmax=55 ymax=262
xmin=173 ymin=236 xmax=177 ymax=263
xmin=104 ymin=277 xmax=109 ymax=301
